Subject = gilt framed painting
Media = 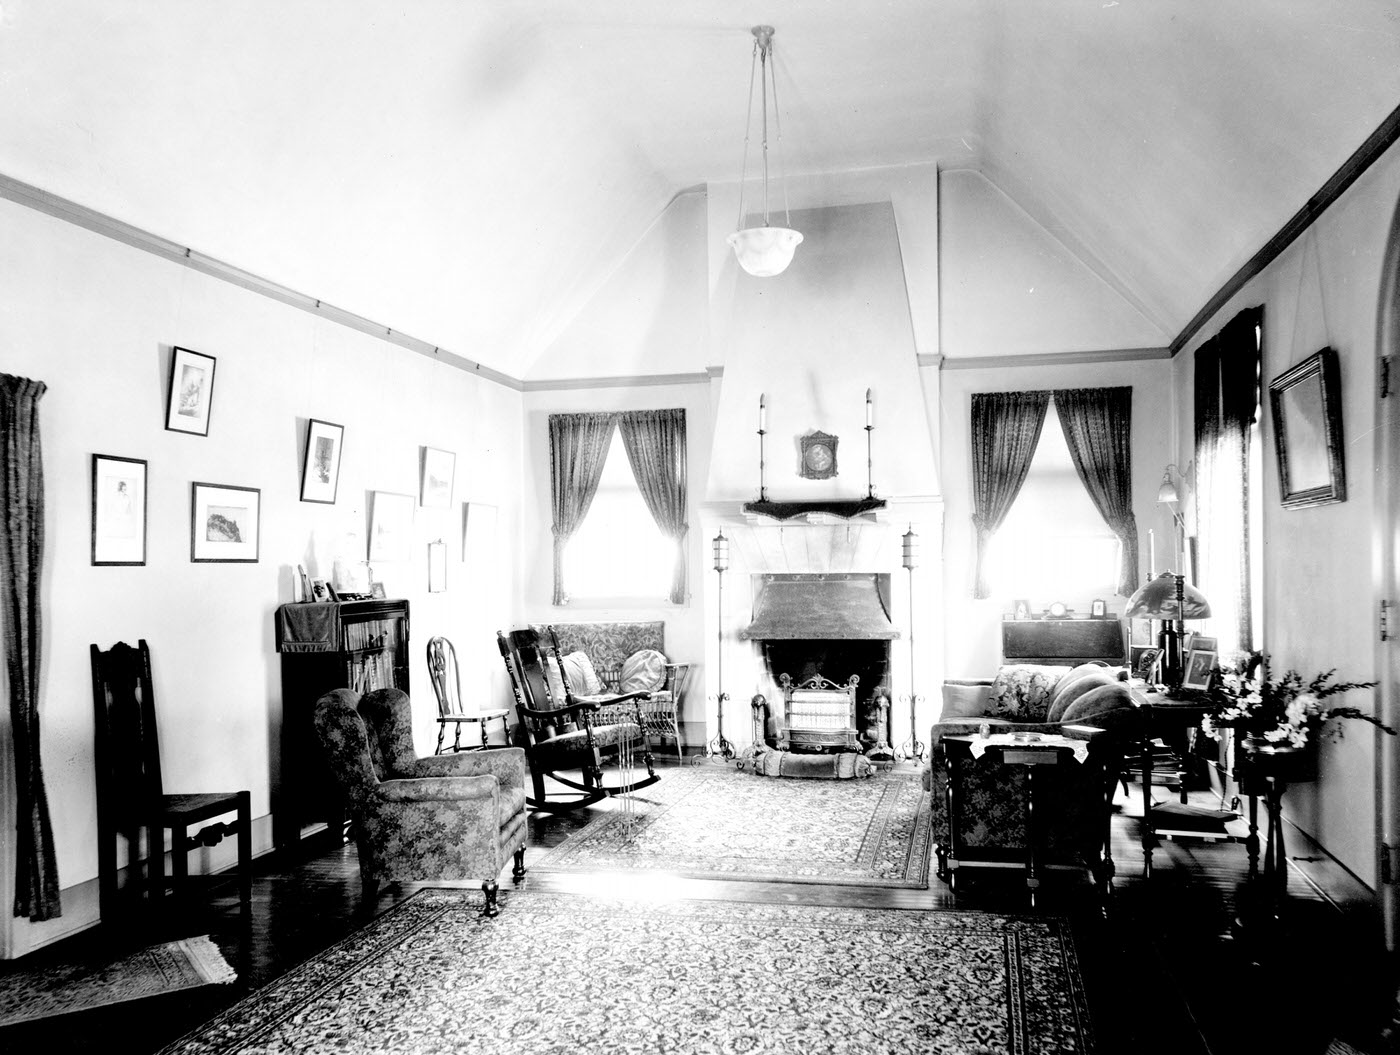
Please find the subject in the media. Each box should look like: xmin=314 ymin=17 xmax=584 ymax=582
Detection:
xmin=1269 ymin=348 xmax=1346 ymax=509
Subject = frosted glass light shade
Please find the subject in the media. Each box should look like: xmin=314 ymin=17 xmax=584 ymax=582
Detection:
xmin=727 ymin=226 xmax=803 ymax=277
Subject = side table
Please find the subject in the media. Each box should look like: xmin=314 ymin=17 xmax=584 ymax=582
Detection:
xmin=1235 ymin=739 xmax=1315 ymax=924
xmin=1133 ymin=690 xmax=1239 ymax=876
xmin=940 ymin=728 xmax=1113 ymax=904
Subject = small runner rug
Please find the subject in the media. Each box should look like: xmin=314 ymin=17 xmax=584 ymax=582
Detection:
xmin=534 ymin=763 xmax=932 ymax=887
xmin=157 ymin=889 xmax=1095 ymax=1055
xmin=0 ymin=935 xmax=235 ymax=1026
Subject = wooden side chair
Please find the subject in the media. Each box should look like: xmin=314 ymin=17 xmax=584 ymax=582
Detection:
xmin=496 ymin=626 xmax=659 ymax=812
xmin=426 ymin=635 xmax=509 ymax=753
xmin=90 ymin=639 xmax=252 ymax=922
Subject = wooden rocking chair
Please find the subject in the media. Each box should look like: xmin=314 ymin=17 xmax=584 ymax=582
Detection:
xmin=496 ymin=626 xmax=659 ymax=812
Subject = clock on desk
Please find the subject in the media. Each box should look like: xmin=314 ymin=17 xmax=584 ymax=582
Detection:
xmin=799 ymin=432 xmax=838 ymax=479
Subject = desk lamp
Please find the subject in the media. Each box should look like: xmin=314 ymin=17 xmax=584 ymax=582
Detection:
xmin=1124 ymin=571 xmax=1211 ymax=690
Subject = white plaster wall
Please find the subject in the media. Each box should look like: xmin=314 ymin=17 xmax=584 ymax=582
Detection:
xmin=937 ymin=360 xmax=1175 ymax=680
xmin=0 ymin=198 xmax=524 ymax=953
xmin=1170 ymin=139 xmax=1400 ymax=884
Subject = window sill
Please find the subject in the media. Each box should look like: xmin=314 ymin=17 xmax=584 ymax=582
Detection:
xmin=556 ymin=596 xmax=687 ymax=611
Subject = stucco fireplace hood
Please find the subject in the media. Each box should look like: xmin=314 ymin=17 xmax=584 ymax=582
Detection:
xmin=738 ymin=573 xmax=900 ymax=641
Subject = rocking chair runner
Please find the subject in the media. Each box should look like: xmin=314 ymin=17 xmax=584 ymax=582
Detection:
xmin=496 ymin=626 xmax=659 ymax=811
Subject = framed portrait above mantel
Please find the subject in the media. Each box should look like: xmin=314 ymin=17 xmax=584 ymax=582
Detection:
xmin=1269 ymin=347 xmax=1346 ymax=509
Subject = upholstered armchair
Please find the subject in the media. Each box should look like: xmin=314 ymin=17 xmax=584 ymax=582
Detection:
xmin=314 ymin=689 xmax=528 ymax=914
xmin=922 ymin=662 xmax=1143 ymax=886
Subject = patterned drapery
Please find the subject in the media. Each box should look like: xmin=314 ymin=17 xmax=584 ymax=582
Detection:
xmin=1193 ymin=306 xmax=1263 ymax=660
xmin=618 ymin=409 xmax=689 ymax=605
xmin=1054 ymin=386 xmax=1140 ymax=596
xmin=970 ymin=391 xmax=1050 ymax=598
xmin=548 ymin=412 xmax=617 ymax=605
xmin=1 ymin=373 xmax=60 ymax=921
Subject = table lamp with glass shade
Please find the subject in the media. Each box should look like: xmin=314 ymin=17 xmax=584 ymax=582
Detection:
xmin=1124 ymin=571 xmax=1211 ymax=690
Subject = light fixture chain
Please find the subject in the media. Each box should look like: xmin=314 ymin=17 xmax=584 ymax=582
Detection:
xmin=759 ymin=35 xmax=770 ymax=224
xmin=768 ymin=36 xmax=792 ymax=229
xmin=735 ymin=38 xmax=760 ymax=232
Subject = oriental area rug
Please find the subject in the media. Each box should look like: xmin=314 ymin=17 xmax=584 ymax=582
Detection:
xmin=156 ymin=889 xmax=1095 ymax=1055
xmin=0 ymin=935 xmax=235 ymax=1026
xmin=534 ymin=763 xmax=932 ymax=887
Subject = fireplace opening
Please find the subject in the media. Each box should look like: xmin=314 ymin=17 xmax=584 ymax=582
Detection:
xmin=759 ymin=638 xmax=891 ymax=753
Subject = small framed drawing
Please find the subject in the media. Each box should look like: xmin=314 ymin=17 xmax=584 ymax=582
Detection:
xmin=91 ymin=454 xmax=147 ymax=566
xmin=1090 ymin=598 xmax=1107 ymax=619
xmin=370 ymin=581 xmax=387 ymax=599
xmin=311 ymin=578 xmax=332 ymax=601
xmin=191 ymin=481 xmax=260 ymax=563
xmin=1012 ymin=599 xmax=1031 ymax=621
xmin=420 ymin=447 xmax=455 ymax=508
xmin=369 ymin=491 xmax=414 ymax=562
xmin=1269 ymin=347 xmax=1346 ymax=509
xmin=428 ymin=540 xmax=447 ymax=593
xmin=165 ymin=346 xmax=217 ymax=436
xmin=300 ymin=419 xmax=345 ymax=504
xmin=1132 ymin=646 xmax=1163 ymax=683
xmin=1182 ymin=648 xmax=1218 ymax=691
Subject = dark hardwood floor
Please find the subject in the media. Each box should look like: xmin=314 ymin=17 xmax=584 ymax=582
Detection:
xmin=4 ymin=757 xmax=1399 ymax=1054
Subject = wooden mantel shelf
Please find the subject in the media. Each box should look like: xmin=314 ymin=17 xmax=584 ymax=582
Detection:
xmin=741 ymin=498 xmax=888 ymax=522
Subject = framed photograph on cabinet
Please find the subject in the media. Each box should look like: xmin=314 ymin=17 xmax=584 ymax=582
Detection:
xmin=190 ymin=481 xmax=260 ymax=562
xmin=1270 ymin=347 xmax=1346 ymax=509
xmin=91 ymin=454 xmax=147 ymax=565
xmin=369 ymin=490 xmax=414 ymax=562
xmin=165 ymin=346 xmax=217 ymax=436
xmin=420 ymin=446 xmax=455 ymax=508
xmin=1011 ymin=599 xmax=1031 ymax=621
xmin=299 ymin=419 xmax=344 ymax=504
xmin=1090 ymin=598 xmax=1107 ymax=619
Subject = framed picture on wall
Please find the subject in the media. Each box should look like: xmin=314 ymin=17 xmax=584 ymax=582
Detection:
xmin=1270 ymin=347 xmax=1347 ymax=509
xmin=190 ymin=481 xmax=260 ymax=562
xmin=299 ymin=418 xmax=345 ymax=504
xmin=369 ymin=491 xmax=414 ymax=562
xmin=91 ymin=453 xmax=147 ymax=566
xmin=420 ymin=447 xmax=455 ymax=508
xmin=165 ymin=346 xmax=217 ymax=436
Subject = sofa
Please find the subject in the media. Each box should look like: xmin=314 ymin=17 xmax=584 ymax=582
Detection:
xmin=923 ymin=662 xmax=1143 ymax=886
xmin=542 ymin=621 xmax=691 ymax=761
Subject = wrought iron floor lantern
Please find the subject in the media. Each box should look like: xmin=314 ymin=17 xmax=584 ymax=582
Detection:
xmin=706 ymin=530 xmax=736 ymax=761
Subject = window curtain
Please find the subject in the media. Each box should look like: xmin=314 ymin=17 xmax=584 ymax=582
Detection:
xmin=1194 ymin=306 xmax=1263 ymax=661
xmin=1053 ymin=386 xmax=1140 ymax=596
xmin=1 ymin=374 xmax=60 ymax=921
xmin=618 ymin=409 xmax=689 ymax=605
xmin=970 ymin=390 xmax=1050 ymax=598
xmin=548 ymin=412 xmax=617 ymax=605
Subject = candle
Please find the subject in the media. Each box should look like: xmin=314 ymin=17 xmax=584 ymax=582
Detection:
xmin=865 ymin=388 xmax=873 ymax=427
xmin=1149 ymin=529 xmax=1155 ymax=578
xmin=759 ymin=394 xmax=766 ymax=433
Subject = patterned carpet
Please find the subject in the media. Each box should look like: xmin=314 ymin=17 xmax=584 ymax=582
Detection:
xmin=157 ymin=889 xmax=1095 ymax=1055
xmin=534 ymin=763 xmax=932 ymax=887
xmin=0 ymin=936 xmax=235 ymax=1026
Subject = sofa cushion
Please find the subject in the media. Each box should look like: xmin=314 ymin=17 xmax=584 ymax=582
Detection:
xmin=1046 ymin=670 xmax=1117 ymax=722
xmin=619 ymin=648 xmax=667 ymax=694
xmin=1059 ymin=682 xmax=1138 ymax=727
xmin=986 ymin=665 xmax=1070 ymax=721
xmin=561 ymin=650 xmax=603 ymax=695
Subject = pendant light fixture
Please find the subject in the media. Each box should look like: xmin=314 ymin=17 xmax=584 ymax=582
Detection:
xmin=727 ymin=25 xmax=802 ymax=278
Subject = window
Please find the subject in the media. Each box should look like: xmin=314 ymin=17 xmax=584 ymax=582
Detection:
xmin=985 ymin=404 xmax=1121 ymax=605
xmin=561 ymin=429 xmax=676 ymax=602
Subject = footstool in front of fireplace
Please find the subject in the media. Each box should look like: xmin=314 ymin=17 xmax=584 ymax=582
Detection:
xmin=740 ymin=744 xmax=873 ymax=779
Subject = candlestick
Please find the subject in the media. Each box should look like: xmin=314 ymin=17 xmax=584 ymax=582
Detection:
xmin=759 ymin=394 xmax=766 ymax=433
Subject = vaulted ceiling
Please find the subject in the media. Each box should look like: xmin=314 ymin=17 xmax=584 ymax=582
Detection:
xmin=2 ymin=1 xmax=1397 ymax=379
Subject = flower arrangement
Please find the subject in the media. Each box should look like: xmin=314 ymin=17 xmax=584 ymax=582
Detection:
xmin=1190 ymin=652 xmax=1393 ymax=748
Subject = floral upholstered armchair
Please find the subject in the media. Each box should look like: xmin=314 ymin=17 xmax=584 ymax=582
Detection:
xmin=922 ymin=663 xmax=1143 ymax=886
xmin=314 ymin=688 xmax=528 ymax=915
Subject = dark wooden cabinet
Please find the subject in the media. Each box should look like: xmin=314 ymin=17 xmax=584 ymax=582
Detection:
xmin=1001 ymin=618 xmax=1125 ymax=666
xmin=274 ymin=598 xmax=410 ymax=852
